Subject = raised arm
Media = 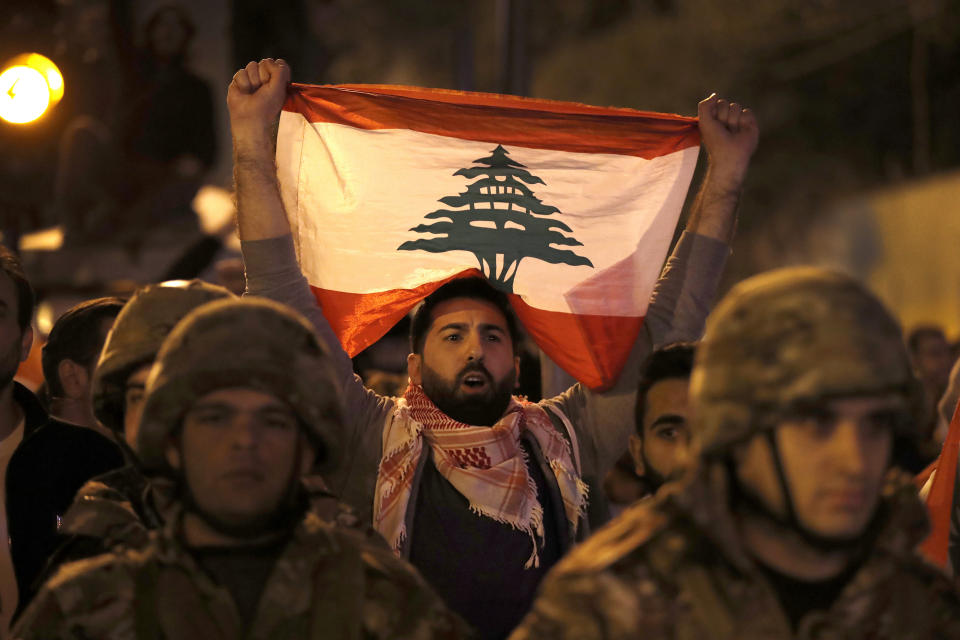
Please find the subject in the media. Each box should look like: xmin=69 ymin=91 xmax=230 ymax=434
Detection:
xmin=228 ymin=58 xmax=294 ymax=242
xmin=227 ymin=59 xmax=354 ymax=380
xmin=544 ymin=95 xmax=759 ymax=520
xmin=229 ymin=61 xmax=394 ymax=524
xmin=684 ymin=94 xmax=759 ymax=243
xmin=643 ymin=94 xmax=759 ymax=347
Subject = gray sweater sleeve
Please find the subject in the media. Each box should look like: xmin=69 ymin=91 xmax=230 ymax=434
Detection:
xmin=541 ymin=231 xmax=729 ymax=524
xmin=241 ymin=234 xmax=394 ymax=524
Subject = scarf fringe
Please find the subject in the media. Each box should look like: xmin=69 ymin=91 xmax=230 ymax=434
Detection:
xmin=375 ymin=385 xmax=586 ymax=568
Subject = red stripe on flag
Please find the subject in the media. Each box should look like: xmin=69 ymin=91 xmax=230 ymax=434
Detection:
xmin=283 ymin=84 xmax=700 ymax=160
xmin=509 ymin=295 xmax=644 ymax=392
xmin=309 ymin=274 xmax=644 ymax=392
xmin=920 ymin=398 xmax=960 ymax=567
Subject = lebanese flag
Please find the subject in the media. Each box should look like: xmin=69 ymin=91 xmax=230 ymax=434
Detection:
xmin=277 ymin=83 xmax=700 ymax=390
xmin=919 ymin=399 xmax=960 ymax=568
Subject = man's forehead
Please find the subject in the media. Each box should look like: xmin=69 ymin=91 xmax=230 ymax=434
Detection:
xmin=428 ymin=297 xmax=509 ymax=331
xmin=644 ymin=378 xmax=690 ymax=422
xmin=192 ymin=386 xmax=291 ymax=411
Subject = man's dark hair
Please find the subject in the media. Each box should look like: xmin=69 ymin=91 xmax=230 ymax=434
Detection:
xmin=907 ymin=325 xmax=947 ymax=355
xmin=42 ymin=297 xmax=126 ymax=398
xmin=0 ymin=245 xmax=34 ymax=332
xmin=409 ymin=278 xmax=521 ymax=355
xmin=634 ymin=342 xmax=696 ymax=436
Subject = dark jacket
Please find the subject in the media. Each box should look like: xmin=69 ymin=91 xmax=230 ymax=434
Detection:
xmin=5 ymin=391 xmax=124 ymax=616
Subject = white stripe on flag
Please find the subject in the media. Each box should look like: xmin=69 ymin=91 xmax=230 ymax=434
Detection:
xmin=277 ymin=112 xmax=698 ymax=317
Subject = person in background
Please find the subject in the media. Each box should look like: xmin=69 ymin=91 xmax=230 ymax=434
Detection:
xmin=0 ymin=245 xmax=40 ymax=637
xmin=628 ymin=343 xmax=696 ymax=495
xmin=5 ymin=297 xmax=127 ymax=617
xmin=908 ymin=325 xmax=954 ymax=405
xmin=903 ymin=325 xmax=956 ymax=470
xmin=604 ymin=343 xmax=697 ymax=516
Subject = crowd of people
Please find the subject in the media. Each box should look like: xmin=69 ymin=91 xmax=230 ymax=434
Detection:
xmin=0 ymin=56 xmax=955 ymax=639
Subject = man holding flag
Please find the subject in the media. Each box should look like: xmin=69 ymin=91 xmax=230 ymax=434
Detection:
xmin=229 ymin=58 xmax=757 ymax=639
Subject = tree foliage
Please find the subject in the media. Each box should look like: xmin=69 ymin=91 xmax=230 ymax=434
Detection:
xmin=398 ymin=145 xmax=593 ymax=292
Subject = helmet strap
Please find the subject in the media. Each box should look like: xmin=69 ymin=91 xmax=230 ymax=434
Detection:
xmin=727 ymin=432 xmax=880 ymax=554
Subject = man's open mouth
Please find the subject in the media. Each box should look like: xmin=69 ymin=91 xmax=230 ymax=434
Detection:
xmin=461 ymin=372 xmax=489 ymax=388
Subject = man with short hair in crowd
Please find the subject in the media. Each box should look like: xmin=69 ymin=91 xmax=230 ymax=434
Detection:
xmin=5 ymin=297 xmax=126 ymax=616
xmin=40 ymin=297 xmax=126 ymax=434
xmin=627 ymin=342 xmax=696 ymax=498
xmin=0 ymin=246 xmax=41 ymax=636
xmin=229 ymin=57 xmax=757 ymax=639
xmin=510 ymin=268 xmax=960 ymax=639
xmin=604 ymin=343 xmax=696 ymax=515
xmin=14 ymin=297 xmax=463 ymax=639
xmin=908 ymin=325 xmax=954 ymax=405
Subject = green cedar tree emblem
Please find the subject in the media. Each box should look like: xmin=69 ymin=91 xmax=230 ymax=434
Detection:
xmin=397 ymin=145 xmax=594 ymax=293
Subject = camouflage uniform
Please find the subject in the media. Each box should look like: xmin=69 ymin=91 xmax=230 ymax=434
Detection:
xmin=14 ymin=507 xmax=463 ymax=640
xmin=511 ymin=268 xmax=960 ymax=640
xmin=510 ymin=470 xmax=960 ymax=639
xmin=56 ymin=471 xmax=358 ymax=558
xmin=38 ymin=281 xmax=235 ymax=576
xmin=16 ymin=298 xmax=464 ymax=639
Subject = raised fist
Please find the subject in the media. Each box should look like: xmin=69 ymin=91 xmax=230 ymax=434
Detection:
xmin=227 ymin=58 xmax=292 ymax=142
xmin=697 ymin=94 xmax=759 ymax=188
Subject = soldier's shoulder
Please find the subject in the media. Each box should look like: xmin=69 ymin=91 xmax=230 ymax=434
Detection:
xmin=38 ymin=546 xmax=151 ymax=611
xmin=556 ymin=498 xmax=671 ymax=576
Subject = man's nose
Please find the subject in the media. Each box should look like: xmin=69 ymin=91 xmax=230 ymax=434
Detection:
xmin=228 ymin=414 xmax=258 ymax=448
xmin=465 ymin=332 xmax=484 ymax=361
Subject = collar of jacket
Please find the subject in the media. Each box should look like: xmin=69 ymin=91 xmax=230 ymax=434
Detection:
xmin=146 ymin=501 xmax=352 ymax=633
xmin=154 ymin=500 xmax=343 ymax=567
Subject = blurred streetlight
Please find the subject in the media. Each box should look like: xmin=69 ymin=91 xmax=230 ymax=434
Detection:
xmin=0 ymin=53 xmax=64 ymax=125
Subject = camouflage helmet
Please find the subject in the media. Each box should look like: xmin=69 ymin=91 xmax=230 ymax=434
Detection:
xmin=690 ymin=267 xmax=924 ymax=456
xmin=136 ymin=297 xmax=343 ymax=475
xmin=92 ymin=280 xmax=235 ymax=432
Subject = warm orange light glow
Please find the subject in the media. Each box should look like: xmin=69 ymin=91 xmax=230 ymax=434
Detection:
xmin=0 ymin=53 xmax=64 ymax=125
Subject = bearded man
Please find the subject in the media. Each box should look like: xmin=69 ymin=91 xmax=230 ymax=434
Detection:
xmin=229 ymin=58 xmax=757 ymax=639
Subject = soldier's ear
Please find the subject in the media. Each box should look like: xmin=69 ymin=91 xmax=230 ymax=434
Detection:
xmin=408 ymin=353 xmax=422 ymax=385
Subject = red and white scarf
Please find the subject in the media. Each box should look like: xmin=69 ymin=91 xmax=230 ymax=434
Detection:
xmin=373 ymin=384 xmax=589 ymax=568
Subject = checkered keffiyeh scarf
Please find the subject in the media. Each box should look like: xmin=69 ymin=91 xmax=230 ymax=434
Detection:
xmin=373 ymin=384 xmax=588 ymax=568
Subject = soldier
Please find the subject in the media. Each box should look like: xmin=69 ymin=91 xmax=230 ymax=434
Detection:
xmin=14 ymin=297 xmax=463 ymax=640
xmin=51 ymin=280 xmax=234 ymax=559
xmin=510 ymin=268 xmax=960 ymax=639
